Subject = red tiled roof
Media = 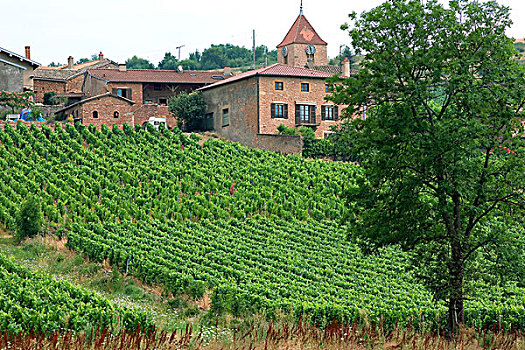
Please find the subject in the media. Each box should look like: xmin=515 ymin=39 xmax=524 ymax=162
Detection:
xmin=277 ymin=14 xmax=327 ymax=48
xmin=199 ymin=63 xmax=333 ymax=91
xmin=88 ymin=68 xmax=230 ymax=84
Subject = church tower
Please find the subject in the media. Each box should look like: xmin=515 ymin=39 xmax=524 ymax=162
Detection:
xmin=276 ymin=5 xmax=328 ymax=68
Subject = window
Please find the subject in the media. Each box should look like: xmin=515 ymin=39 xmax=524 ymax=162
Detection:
xmin=295 ymin=104 xmax=316 ymax=125
xmin=275 ymin=82 xmax=283 ymax=90
xmin=271 ymin=103 xmax=288 ymax=119
xmin=159 ymin=98 xmax=167 ymax=106
xmin=154 ymin=83 xmax=162 ymax=91
xmin=113 ymin=88 xmax=132 ymax=99
xmin=321 ymin=105 xmax=338 ymax=121
xmin=325 ymin=84 xmax=333 ymax=93
xmin=114 ymin=111 xmax=119 ymax=119
xmin=92 ymin=111 xmax=99 ymax=119
xmin=301 ymin=83 xmax=309 ymax=92
xmin=222 ymin=108 xmax=229 ymax=127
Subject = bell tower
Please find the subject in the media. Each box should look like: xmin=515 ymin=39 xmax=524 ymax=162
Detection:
xmin=276 ymin=2 xmax=328 ymax=68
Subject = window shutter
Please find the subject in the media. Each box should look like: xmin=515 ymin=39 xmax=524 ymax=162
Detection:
xmin=295 ymin=104 xmax=300 ymax=125
xmin=321 ymin=106 xmax=326 ymax=121
xmin=128 ymin=89 xmax=132 ymax=100
xmin=271 ymin=103 xmax=275 ymax=118
xmin=335 ymin=106 xmax=339 ymax=121
xmin=283 ymin=104 xmax=288 ymax=119
xmin=112 ymin=88 xmax=117 ymax=95
xmin=311 ymin=105 xmax=316 ymax=124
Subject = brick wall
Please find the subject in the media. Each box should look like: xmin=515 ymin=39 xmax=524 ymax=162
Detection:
xmin=107 ymin=82 xmax=143 ymax=103
xmin=66 ymin=74 xmax=85 ymax=93
xmin=63 ymin=95 xmax=135 ymax=127
xmin=258 ymin=76 xmax=342 ymax=138
xmin=34 ymin=79 xmax=66 ymax=103
xmin=132 ymin=105 xmax=175 ymax=128
xmin=277 ymin=43 xmax=328 ymax=68
xmin=201 ymin=77 xmax=259 ymax=146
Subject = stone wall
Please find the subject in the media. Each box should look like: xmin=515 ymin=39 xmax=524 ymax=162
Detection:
xmin=258 ymin=75 xmax=341 ymax=138
xmin=34 ymin=79 xmax=67 ymax=103
xmin=201 ymin=77 xmax=259 ymax=146
xmin=277 ymin=43 xmax=328 ymax=68
xmin=66 ymin=74 xmax=85 ymax=93
xmin=253 ymin=134 xmax=302 ymax=154
xmin=0 ymin=61 xmax=24 ymax=92
xmin=107 ymin=82 xmax=143 ymax=103
xmin=132 ymin=104 xmax=174 ymax=128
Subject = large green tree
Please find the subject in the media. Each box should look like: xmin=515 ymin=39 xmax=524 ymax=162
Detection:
xmin=125 ymin=56 xmax=155 ymax=69
xmin=329 ymin=0 xmax=525 ymax=334
xmin=168 ymin=92 xmax=206 ymax=131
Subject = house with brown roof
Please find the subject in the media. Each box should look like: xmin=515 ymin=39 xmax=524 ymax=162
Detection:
xmin=198 ymin=10 xmax=348 ymax=154
xmin=55 ymin=64 xmax=231 ymax=128
xmin=199 ymin=62 xmax=348 ymax=153
xmin=0 ymin=46 xmax=40 ymax=93
xmin=33 ymin=53 xmax=117 ymax=104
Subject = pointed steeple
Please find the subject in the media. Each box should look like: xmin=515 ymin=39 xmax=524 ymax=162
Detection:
xmin=277 ymin=13 xmax=327 ymax=48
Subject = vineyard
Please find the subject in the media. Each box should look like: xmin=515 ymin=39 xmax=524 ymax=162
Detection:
xmin=0 ymin=122 xmax=523 ymax=334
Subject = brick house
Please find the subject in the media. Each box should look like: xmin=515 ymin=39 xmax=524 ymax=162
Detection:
xmin=54 ymin=65 xmax=230 ymax=128
xmin=33 ymin=53 xmax=117 ymax=104
xmin=0 ymin=46 xmax=40 ymax=92
xmin=199 ymin=63 xmax=347 ymax=152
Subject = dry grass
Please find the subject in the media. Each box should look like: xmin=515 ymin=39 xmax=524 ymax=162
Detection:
xmin=2 ymin=321 xmax=524 ymax=350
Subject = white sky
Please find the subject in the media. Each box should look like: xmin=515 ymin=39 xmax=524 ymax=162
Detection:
xmin=1 ymin=0 xmax=524 ymax=66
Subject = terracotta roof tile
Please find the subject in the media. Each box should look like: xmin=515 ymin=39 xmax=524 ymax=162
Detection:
xmin=199 ymin=63 xmax=333 ymax=90
xmin=88 ymin=69 xmax=230 ymax=84
xmin=277 ymin=14 xmax=327 ymax=48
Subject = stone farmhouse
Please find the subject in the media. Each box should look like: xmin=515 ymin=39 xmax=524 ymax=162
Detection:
xmin=55 ymin=65 xmax=231 ymax=128
xmin=33 ymin=53 xmax=118 ymax=104
xmin=0 ymin=46 xmax=40 ymax=93
xmin=199 ymin=11 xmax=348 ymax=152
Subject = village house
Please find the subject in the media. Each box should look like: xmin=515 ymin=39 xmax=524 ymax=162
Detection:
xmin=33 ymin=52 xmax=117 ymax=104
xmin=0 ymin=46 xmax=40 ymax=93
xmin=55 ymin=65 xmax=231 ymax=128
xmin=199 ymin=11 xmax=348 ymax=153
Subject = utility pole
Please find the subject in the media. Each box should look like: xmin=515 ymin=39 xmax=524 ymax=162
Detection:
xmin=252 ymin=30 xmax=256 ymax=69
xmin=176 ymin=45 xmax=185 ymax=60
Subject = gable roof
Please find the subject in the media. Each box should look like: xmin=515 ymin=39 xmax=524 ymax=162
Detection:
xmin=0 ymin=46 xmax=41 ymax=67
xmin=199 ymin=63 xmax=333 ymax=91
xmin=277 ymin=14 xmax=327 ymax=48
xmin=55 ymin=93 xmax=134 ymax=113
xmin=87 ymin=68 xmax=230 ymax=85
xmin=35 ymin=59 xmax=116 ymax=81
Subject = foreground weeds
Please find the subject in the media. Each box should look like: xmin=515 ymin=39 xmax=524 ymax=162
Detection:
xmin=2 ymin=321 xmax=523 ymax=350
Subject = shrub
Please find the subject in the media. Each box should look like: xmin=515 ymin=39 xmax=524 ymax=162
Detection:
xmin=15 ymin=196 xmax=43 ymax=242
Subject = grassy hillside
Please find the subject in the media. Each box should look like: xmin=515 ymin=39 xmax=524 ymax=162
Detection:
xmin=0 ymin=122 xmax=523 ymax=333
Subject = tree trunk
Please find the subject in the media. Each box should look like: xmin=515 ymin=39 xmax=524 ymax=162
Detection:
xmin=448 ymin=236 xmax=465 ymax=337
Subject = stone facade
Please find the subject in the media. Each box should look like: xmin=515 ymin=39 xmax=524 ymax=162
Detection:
xmin=0 ymin=61 xmax=24 ymax=92
xmin=201 ymin=77 xmax=259 ymax=146
xmin=277 ymin=43 xmax=328 ymax=69
xmin=253 ymin=134 xmax=303 ymax=155
xmin=34 ymin=79 xmax=67 ymax=103
xmin=258 ymin=75 xmax=338 ymax=138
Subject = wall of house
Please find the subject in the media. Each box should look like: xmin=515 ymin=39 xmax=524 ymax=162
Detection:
xmin=107 ymin=82 xmax=143 ymax=103
xmin=258 ymin=76 xmax=340 ymax=138
xmin=66 ymin=74 xmax=86 ymax=93
xmin=34 ymin=79 xmax=67 ymax=103
xmin=0 ymin=61 xmax=24 ymax=92
xmin=278 ymin=43 xmax=328 ymax=68
xmin=83 ymin=75 xmax=108 ymax=98
xmin=201 ymin=77 xmax=259 ymax=146
xmin=65 ymin=96 xmax=135 ymax=127
xmin=0 ymin=51 xmax=37 ymax=92
xmin=143 ymin=83 xmax=199 ymax=105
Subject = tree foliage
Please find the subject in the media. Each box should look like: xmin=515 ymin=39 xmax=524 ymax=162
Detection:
xmin=0 ymin=91 xmax=34 ymax=112
xmin=15 ymin=195 xmax=43 ymax=242
xmin=125 ymin=56 xmax=155 ymax=69
xmin=168 ymin=92 xmax=206 ymax=130
xmin=329 ymin=0 xmax=525 ymax=334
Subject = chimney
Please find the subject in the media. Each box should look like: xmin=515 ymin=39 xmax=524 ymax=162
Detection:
xmin=118 ymin=63 xmax=127 ymax=72
xmin=25 ymin=46 xmax=31 ymax=60
xmin=341 ymin=57 xmax=350 ymax=77
xmin=223 ymin=65 xmax=231 ymax=76
xmin=98 ymin=52 xmax=104 ymax=60
xmin=68 ymin=56 xmax=74 ymax=69
xmin=177 ymin=64 xmax=183 ymax=73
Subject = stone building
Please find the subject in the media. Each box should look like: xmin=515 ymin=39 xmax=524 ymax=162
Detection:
xmin=0 ymin=46 xmax=40 ymax=92
xmin=200 ymin=63 xmax=346 ymax=153
xmin=55 ymin=65 xmax=231 ymax=128
xmin=33 ymin=53 xmax=117 ymax=104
